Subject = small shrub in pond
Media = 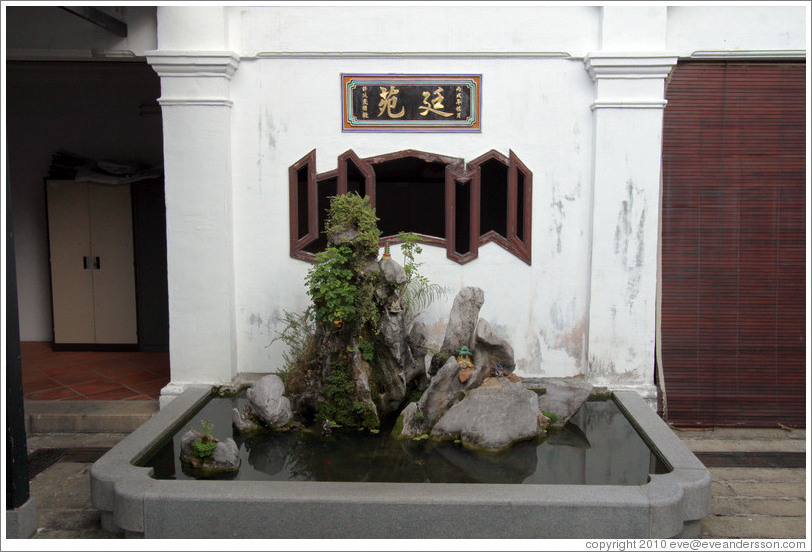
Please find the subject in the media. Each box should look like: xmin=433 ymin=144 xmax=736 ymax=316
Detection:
xmin=180 ymin=418 xmax=241 ymax=479
xmin=191 ymin=419 xmax=217 ymax=459
xmin=542 ymin=411 xmax=558 ymax=424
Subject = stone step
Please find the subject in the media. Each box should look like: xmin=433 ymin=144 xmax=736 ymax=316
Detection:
xmin=682 ymin=438 xmax=806 ymax=453
xmin=712 ymin=480 xmax=807 ymax=499
xmin=24 ymin=401 xmax=158 ymax=434
xmin=671 ymin=427 xmax=806 ymax=441
xmin=709 ymin=467 xmax=806 ymax=483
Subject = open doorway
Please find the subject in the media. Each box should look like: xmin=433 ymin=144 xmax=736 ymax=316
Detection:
xmin=6 ymin=60 xmax=168 ymax=399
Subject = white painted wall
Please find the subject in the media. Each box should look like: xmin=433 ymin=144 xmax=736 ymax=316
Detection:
xmin=231 ymin=6 xmax=600 ymax=57
xmin=230 ymin=55 xmax=595 ymax=382
xmin=147 ymin=4 xmax=805 ymax=401
xmin=666 ymin=6 xmax=808 ymax=56
xmin=221 ymin=6 xmax=603 ymax=383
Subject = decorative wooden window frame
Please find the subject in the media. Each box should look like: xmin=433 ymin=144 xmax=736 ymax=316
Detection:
xmin=288 ymin=149 xmax=318 ymax=261
xmin=289 ymin=149 xmax=532 ymax=265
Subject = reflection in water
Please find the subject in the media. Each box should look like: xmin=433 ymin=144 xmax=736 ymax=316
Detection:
xmin=241 ymin=432 xmax=296 ymax=477
xmin=546 ymin=422 xmax=591 ymax=449
xmin=435 ymin=439 xmax=538 ymax=483
xmin=144 ymin=397 xmax=665 ymax=485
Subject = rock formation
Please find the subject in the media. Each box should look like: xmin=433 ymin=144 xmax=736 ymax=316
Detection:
xmin=537 ymin=379 xmax=594 ymax=428
xmin=430 ymin=286 xmax=485 ymax=376
xmin=179 ymin=429 xmax=240 ymax=479
xmin=248 ymin=194 xmax=595 ymax=450
xmin=232 ymin=374 xmax=294 ymax=432
xmin=394 ymin=286 xmax=550 ymax=451
xmin=431 ymin=377 xmax=543 ymax=450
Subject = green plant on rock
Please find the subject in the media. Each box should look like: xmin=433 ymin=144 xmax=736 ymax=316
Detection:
xmin=358 ymin=338 xmax=375 ymax=363
xmin=542 ymin=411 xmax=558 ymax=424
xmin=305 ymin=193 xmax=382 ymax=331
xmin=305 ymin=245 xmax=358 ymax=327
xmin=398 ymin=231 xmax=444 ymax=325
xmin=191 ymin=419 xmax=218 ymax=459
xmin=271 ymin=307 xmax=319 ymax=392
xmin=325 ymin=192 xmax=381 ymax=258
xmin=316 ymin=361 xmax=379 ymax=430
xmin=352 ymin=401 xmax=380 ymax=429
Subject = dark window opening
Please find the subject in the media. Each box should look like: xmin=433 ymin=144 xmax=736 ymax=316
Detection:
xmin=454 ymin=179 xmax=471 ymax=255
xmin=296 ymin=166 xmax=309 ymax=240
xmin=373 ymin=157 xmax=446 ymax=239
xmin=479 ymin=158 xmax=508 ymax=238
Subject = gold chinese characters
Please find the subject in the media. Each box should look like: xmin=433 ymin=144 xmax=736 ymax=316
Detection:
xmin=378 ymin=86 xmax=405 ymax=118
xmin=418 ymin=87 xmax=453 ymax=118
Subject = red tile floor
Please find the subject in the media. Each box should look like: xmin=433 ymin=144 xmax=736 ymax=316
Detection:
xmin=20 ymin=342 xmax=170 ymax=401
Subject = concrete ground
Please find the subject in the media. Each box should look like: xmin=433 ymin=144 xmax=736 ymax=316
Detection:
xmin=671 ymin=426 xmax=807 ymax=539
xmin=14 ymin=403 xmax=809 ymax=540
xmin=25 ymin=432 xmax=128 ymax=539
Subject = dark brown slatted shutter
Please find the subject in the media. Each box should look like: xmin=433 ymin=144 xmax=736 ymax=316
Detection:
xmin=661 ymin=61 xmax=806 ymax=427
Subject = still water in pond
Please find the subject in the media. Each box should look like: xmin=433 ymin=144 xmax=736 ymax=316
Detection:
xmin=141 ymin=396 xmax=667 ymax=485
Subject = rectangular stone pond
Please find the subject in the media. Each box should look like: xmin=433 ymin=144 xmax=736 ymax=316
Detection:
xmin=90 ymin=386 xmax=711 ymax=538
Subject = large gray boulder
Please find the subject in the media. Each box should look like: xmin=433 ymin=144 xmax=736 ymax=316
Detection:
xmin=439 ymin=286 xmax=484 ymax=357
xmin=396 ymin=401 xmax=424 ymax=437
xmin=537 ymin=379 xmax=593 ymax=428
xmin=246 ymin=374 xmax=293 ymax=427
xmin=398 ymin=356 xmax=464 ymax=437
xmin=372 ymin=309 xmax=416 ymax=416
xmin=472 ymin=318 xmax=515 ymax=378
xmin=432 ymin=378 xmax=543 ymax=451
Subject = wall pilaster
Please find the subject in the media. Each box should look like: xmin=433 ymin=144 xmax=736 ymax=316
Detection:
xmin=583 ymin=13 xmax=677 ymax=398
xmin=146 ymin=49 xmax=240 ymax=402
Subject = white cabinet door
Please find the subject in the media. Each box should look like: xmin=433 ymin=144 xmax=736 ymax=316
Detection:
xmin=47 ymin=181 xmax=96 ymax=343
xmin=47 ymin=180 xmax=138 ymax=345
xmin=89 ymin=183 xmax=138 ymax=344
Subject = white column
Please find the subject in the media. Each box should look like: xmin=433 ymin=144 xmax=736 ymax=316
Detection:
xmin=584 ymin=7 xmax=677 ymax=399
xmin=147 ymin=8 xmax=239 ymax=404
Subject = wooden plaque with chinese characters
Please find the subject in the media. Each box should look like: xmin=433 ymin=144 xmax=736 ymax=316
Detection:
xmin=342 ymin=74 xmax=481 ymax=132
